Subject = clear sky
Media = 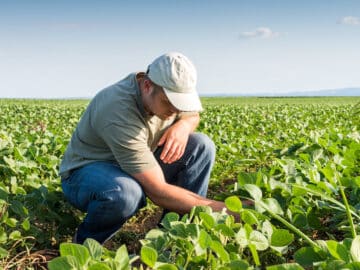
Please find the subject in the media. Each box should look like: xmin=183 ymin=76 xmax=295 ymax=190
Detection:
xmin=1 ymin=0 xmax=359 ymax=98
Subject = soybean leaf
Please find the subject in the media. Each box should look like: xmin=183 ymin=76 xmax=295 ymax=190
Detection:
xmin=249 ymin=243 xmax=260 ymax=266
xmin=199 ymin=229 xmax=212 ymax=249
xmin=59 ymin=243 xmax=90 ymax=267
xmin=146 ymin=229 xmax=165 ymax=239
xmin=238 ymin=172 xmax=257 ymax=186
xmin=244 ymin=184 xmax=262 ymax=201
xmin=84 ymin=238 xmax=103 ymax=261
xmin=294 ymin=247 xmax=323 ymax=267
xmin=227 ymin=259 xmax=250 ymax=270
xmin=326 ymin=240 xmax=351 ymax=262
xmin=169 ymin=222 xmax=187 ymax=238
xmin=249 ymin=231 xmax=269 ymax=251
xmin=225 ymin=196 xmax=242 ymax=213
xmin=48 ymin=255 xmax=81 ymax=270
xmin=241 ymin=209 xmax=259 ymax=225
xmin=351 ymin=236 xmax=360 ymax=262
xmin=0 ymin=247 xmax=9 ymax=259
xmin=199 ymin=212 xmax=215 ymax=229
xmin=141 ymin=246 xmax=158 ymax=268
xmin=271 ymin=229 xmax=294 ymax=247
xmin=266 ymin=263 xmax=305 ymax=270
xmin=161 ymin=212 xmax=179 ymax=230
xmin=88 ymin=263 xmax=112 ymax=270
xmin=156 ymin=263 xmax=178 ymax=270
xmin=215 ymin=224 xmax=235 ymax=237
xmin=115 ymin=245 xmax=129 ymax=269
xmin=210 ymin=240 xmax=230 ymax=262
xmin=262 ymin=198 xmax=284 ymax=216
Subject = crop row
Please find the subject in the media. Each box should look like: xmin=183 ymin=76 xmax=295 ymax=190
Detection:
xmin=0 ymin=98 xmax=359 ymax=269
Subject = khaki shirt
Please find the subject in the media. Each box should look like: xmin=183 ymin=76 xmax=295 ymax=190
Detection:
xmin=59 ymin=73 xmax=176 ymax=177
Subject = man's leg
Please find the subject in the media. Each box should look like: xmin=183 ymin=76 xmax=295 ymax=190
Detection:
xmin=61 ymin=161 xmax=146 ymax=244
xmin=154 ymin=132 xmax=216 ymax=198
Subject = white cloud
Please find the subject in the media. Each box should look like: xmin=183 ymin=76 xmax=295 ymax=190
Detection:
xmin=241 ymin=27 xmax=279 ymax=39
xmin=339 ymin=16 xmax=360 ymax=25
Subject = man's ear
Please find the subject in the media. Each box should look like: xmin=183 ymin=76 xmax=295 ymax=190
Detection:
xmin=143 ymin=79 xmax=153 ymax=94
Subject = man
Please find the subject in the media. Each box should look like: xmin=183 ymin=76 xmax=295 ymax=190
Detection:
xmin=60 ymin=52 xmax=234 ymax=244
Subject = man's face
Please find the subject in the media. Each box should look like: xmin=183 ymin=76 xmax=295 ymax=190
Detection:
xmin=144 ymin=85 xmax=180 ymax=120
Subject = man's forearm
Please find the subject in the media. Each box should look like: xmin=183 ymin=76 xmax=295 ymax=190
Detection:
xmin=148 ymin=182 xmax=226 ymax=214
xmin=177 ymin=113 xmax=200 ymax=133
xmin=133 ymin=165 xmax=224 ymax=214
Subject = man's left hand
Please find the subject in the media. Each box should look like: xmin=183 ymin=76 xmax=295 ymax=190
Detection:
xmin=158 ymin=120 xmax=192 ymax=164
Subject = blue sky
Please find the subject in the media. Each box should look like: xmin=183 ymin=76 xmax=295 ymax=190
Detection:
xmin=1 ymin=0 xmax=359 ymax=98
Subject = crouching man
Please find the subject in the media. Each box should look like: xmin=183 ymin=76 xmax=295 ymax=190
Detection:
xmin=60 ymin=52 xmax=236 ymax=244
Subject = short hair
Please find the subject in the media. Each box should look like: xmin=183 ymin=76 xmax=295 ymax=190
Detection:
xmin=143 ymin=74 xmax=163 ymax=95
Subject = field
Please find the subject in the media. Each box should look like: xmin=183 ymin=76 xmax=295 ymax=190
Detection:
xmin=0 ymin=97 xmax=359 ymax=269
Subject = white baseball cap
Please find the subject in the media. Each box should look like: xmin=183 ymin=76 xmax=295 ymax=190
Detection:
xmin=147 ymin=52 xmax=203 ymax=112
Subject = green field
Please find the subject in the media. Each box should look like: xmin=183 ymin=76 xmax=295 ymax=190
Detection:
xmin=0 ymin=97 xmax=359 ymax=269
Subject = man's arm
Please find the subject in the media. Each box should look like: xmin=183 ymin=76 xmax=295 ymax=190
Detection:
xmin=158 ymin=113 xmax=200 ymax=164
xmin=132 ymin=164 xmax=226 ymax=215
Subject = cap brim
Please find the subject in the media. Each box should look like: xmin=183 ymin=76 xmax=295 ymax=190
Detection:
xmin=163 ymin=88 xmax=203 ymax=112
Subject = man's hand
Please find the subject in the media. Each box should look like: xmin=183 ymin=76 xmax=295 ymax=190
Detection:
xmin=158 ymin=113 xmax=200 ymax=164
xmin=158 ymin=120 xmax=191 ymax=164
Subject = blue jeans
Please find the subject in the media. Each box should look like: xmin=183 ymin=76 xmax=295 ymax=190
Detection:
xmin=61 ymin=133 xmax=215 ymax=244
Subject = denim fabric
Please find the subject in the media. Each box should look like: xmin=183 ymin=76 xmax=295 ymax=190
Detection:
xmin=61 ymin=133 xmax=215 ymax=244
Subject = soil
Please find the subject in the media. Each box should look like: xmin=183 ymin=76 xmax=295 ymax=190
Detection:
xmin=21 ymin=181 xmax=226 ymax=269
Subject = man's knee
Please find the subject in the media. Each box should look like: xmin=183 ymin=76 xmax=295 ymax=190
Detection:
xmin=189 ymin=133 xmax=216 ymax=161
xmin=99 ymin=180 xmax=146 ymax=218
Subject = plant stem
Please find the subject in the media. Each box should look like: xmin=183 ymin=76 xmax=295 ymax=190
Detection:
xmin=337 ymin=179 xmax=356 ymax=238
xmin=292 ymin=184 xmax=360 ymax=220
xmin=258 ymin=201 xmax=319 ymax=249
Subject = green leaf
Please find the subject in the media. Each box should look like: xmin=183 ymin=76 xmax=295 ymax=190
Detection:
xmin=0 ymin=228 xmax=7 ymax=244
xmin=215 ymin=224 xmax=235 ymax=237
xmin=84 ymin=238 xmax=103 ymax=261
xmin=146 ymin=229 xmax=165 ymax=239
xmin=244 ymin=184 xmax=262 ymax=201
xmin=199 ymin=212 xmax=215 ymax=229
xmin=5 ymin=217 xmax=18 ymax=227
xmin=210 ymin=240 xmax=230 ymax=262
xmin=241 ymin=209 xmax=259 ymax=225
xmin=186 ymin=223 xmax=200 ymax=238
xmin=199 ymin=229 xmax=212 ymax=249
xmin=271 ymin=229 xmax=294 ymax=247
xmin=249 ymin=243 xmax=260 ymax=266
xmin=0 ymin=246 xmax=9 ymax=259
xmin=227 ymin=259 xmax=250 ymax=270
xmin=235 ymin=227 xmax=248 ymax=247
xmin=141 ymin=246 xmax=158 ymax=268
xmin=294 ymin=247 xmax=323 ymax=267
xmin=156 ymin=263 xmax=178 ymax=270
xmin=48 ymin=255 xmax=82 ymax=270
xmin=266 ymin=263 xmax=305 ymax=270
xmin=9 ymin=230 xmax=21 ymax=240
xmin=88 ymin=263 xmax=112 ymax=270
xmin=344 ymin=262 xmax=360 ymax=270
xmin=21 ymin=218 xmax=30 ymax=231
xmin=262 ymin=198 xmax=284 ymax=215
xmin=9 ymin=200 xmax=28 ymax=217
xmin=249 ymin=231 xmax=269 ymax=251
xmin=238 ymin=172 xmax=257 ymax=186
xmin=292 ymin=213 xmax=307 ymax=228
xmin=327 ymin=240 xmax=350 ymax=262
xmin=307 ymin=209 xmax=321 ymax=229
xmin=225 ymin=196 xmax=242 ymax=213
xmin=351 ymin=236 xmax=360 ymax=262
xmin=161 ymin=212 xmax=179 ymax=230
xmin=169 ymin=222 xmax=187 ymax=238
xmin=115 ymin=245 xmax=129 ymax=268
xmin=59 ymin=242 xmax=90 ymax=267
